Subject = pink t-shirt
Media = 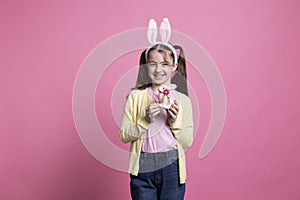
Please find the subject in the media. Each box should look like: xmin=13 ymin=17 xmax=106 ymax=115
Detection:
xmin=141 ymin=87 xmax=178 ymax=153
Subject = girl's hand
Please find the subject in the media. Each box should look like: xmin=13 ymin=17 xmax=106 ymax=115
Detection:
xmin=145 ymin=103 xmax=160 ymax=123
xmin=167 ymin=100 xmax=179 ymax=124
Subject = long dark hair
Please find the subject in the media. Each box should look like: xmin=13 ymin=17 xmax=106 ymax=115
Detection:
xmin=134 ymin=43 xmax=188 ymax=96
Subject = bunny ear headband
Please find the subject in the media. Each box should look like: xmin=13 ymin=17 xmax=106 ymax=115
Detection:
xmin=146 ymin=18 xmax=178 ymax=64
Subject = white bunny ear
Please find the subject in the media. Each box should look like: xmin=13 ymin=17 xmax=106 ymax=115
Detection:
xmin=147 ymin=19 xmax=157 ymax=44
xmin=160 ymin=18 xmax=171 ymax=42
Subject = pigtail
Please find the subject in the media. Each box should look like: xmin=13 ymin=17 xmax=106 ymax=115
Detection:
xmin=133 ymin=49 xmax=152 ymax=90
xmin=172 ymin=45 xmax=188 ymax=96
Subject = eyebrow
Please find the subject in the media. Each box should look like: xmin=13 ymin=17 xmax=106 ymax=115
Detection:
xmin=147 ymin=61 xmax=171 ymax=64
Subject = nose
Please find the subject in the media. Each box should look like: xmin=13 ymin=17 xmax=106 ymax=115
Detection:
xmin=154 ymin=63 xmax=163 ymax=72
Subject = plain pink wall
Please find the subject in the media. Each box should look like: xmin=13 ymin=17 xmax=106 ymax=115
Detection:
xmin=1 ymin=0 xmax=300 ymax=199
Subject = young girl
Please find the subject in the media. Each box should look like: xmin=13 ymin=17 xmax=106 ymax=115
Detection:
xmin=120 ymin=18 xmax=194 ymax=200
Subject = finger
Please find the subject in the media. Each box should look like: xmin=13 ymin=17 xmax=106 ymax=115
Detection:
xmin=151 ymin=106 xmax=161 ymax=112
xmin=171 ymin=102 xmax=179 ymax=111
xmin=169 ymin=104 xmax=178 ymax=113
xmin=152 ymin=110 xmax=161 ymax=117
xmin=150 ymin=106 xmax=160 ymax=113
xmin=174 ymin=102 xmax=179 ymax=109
xmin=167 ymin=107 xmax=176 ymax=115
xmin=146 ymin=102 xmax=158 ymax=110
xmin=168 ymin=108 xmax=177 ymax=116
xmin=170 ymin=107 xmax=178 ymax=116
xmin=173 ymin=99 xmax=178 ymax=106
xmin=167 ymin=109 xmax=176 ymax=120
xmin=150 ymin=103 xmax=159 ymax=110
xmin=146 ymin=105 xmax=151 ymax=112
xmin=170 ymin=106 xmax=178 ymax=114
xmin=149 ymin=107 xmax=160 ymax=115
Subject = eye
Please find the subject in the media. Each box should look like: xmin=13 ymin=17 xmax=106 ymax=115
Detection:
xmin=161 ymin=62 xmax=171 ymax=67
xmin=148 ymin=62 xmax=157 ymax=67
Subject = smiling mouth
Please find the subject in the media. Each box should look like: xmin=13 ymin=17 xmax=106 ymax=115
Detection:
xmin=154 ymin=74 xmax=165 ymax=79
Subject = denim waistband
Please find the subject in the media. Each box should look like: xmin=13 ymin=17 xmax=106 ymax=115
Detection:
xmin=140 ymin=149 xmax=178 ymax=159
xmin=139 ymin=149 xmax=178 ymax=173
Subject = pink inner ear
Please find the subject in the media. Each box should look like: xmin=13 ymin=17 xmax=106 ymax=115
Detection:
xmin=175 ymin=48 xmax=180 ymax=58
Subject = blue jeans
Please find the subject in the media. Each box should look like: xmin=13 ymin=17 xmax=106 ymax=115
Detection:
xmin=130 ymin=149 xmax=185 ymax=200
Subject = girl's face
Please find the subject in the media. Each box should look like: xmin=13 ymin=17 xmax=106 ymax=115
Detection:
xmin=146 ymin=49 xmax=177 ymax=87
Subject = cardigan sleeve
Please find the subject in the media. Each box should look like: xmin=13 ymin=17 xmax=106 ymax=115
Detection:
xmin=169 ymin=94 xmax=194 ymax=149
xmin=119 ymin=91 xmax=149 ymax=143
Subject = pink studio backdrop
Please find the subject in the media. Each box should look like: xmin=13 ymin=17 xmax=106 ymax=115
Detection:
xmin=1 ymin=0 xmax=300 ymax=199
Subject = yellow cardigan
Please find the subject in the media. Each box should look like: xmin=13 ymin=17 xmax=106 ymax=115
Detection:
xmin=120 ymin=88 xmax=194 ymax=184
